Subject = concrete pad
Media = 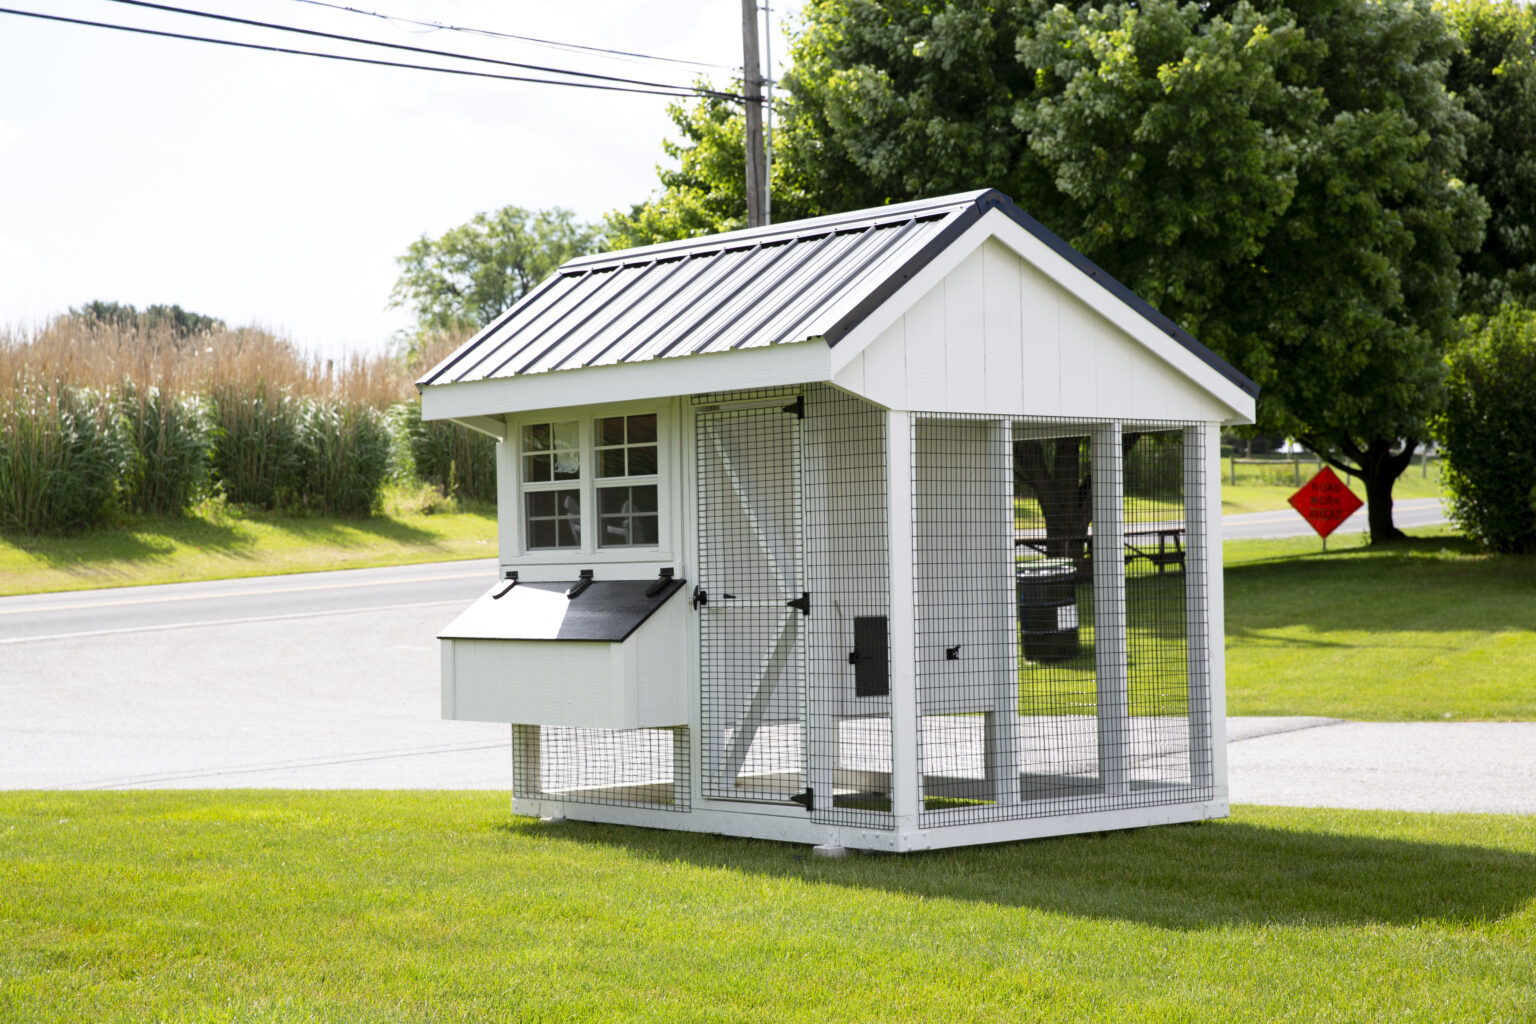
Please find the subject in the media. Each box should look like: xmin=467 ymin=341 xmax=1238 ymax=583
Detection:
xmin=1227 ymin=718 xmax=1536 ymax=815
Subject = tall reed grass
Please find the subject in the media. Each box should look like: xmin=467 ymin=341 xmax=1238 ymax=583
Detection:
xmin=296 ymin=399 xmax=392 ymax=517
xmin=0 ymin=379 xmax=129 ymax=533
xmin=118 ymin=381 xmax=211 ymax=516
xmin=0 ymin=316 xmax=456 ymax=533
xmin=396 ymin=400 xmax=497 ymax=504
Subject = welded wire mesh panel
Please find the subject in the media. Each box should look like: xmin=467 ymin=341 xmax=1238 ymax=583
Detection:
xmin=912 ymin=415 xmax=1212 ymax=828
xmin=912 ymin=418 xmax=1019 ymax=821
xmin=1122 ymin=429 xmax=1197 ymax=794
xmin=1126 ymin=425 xmax=1213 ymax=797
xmin=804 ymin=385 xmax=894 ymax=828
xmin=514 ymin=725 xmax=689 ymax=810
xmin=695 ymin=398 xmax=807 ymax=802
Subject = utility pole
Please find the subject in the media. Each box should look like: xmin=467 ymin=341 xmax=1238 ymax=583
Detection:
xmin=762 ymin=2 xmax=773 ymax=225
xmin=741 ymin=0 xmax=767 ymax=227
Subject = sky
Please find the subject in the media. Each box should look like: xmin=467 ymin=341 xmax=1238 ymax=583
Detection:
xmin=0 ymin=0 xmax=789 ymax=359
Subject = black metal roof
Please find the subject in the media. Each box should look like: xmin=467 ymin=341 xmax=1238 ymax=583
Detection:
xmin=439 ymin=578 xmax=687 ymax=643
xmin=418 ymin=189 xmax=1258 ymax=399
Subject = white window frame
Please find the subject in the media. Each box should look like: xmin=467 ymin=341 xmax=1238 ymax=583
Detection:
xmin=507 ymin=400 xmax=673 ymax=566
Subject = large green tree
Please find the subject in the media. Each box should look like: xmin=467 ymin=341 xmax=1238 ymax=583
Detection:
xmin=390 ymin=206 xmax=602 ymax=348
xmin=1439 ymin=0 xmax=1536 ymax=314
xmin=624 ymin=0 xmax=1489 ymax=542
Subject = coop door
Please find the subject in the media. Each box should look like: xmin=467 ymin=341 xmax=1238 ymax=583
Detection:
xmin=696 ymin=402 xmax=807 ymax=802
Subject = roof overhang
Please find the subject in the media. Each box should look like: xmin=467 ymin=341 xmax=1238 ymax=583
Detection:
xmin=420 ymin=337 xmax=833 ymax=421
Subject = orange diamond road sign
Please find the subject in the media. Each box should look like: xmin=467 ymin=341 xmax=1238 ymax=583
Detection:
xmin=1288 ymin=467 xmax=1364 ymax=539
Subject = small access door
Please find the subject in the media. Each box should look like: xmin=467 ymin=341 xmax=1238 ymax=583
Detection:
xmin=695 ymin=399 xmax=807 ymax=802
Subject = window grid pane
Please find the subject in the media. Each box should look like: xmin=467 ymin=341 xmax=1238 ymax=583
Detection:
xmin=598 ymin=484 xmax=659 ymax=548
xmin=596 ymin=414 xmax=658 ymax=481
xmin=526 ymin=489 xmax=581 ymax=549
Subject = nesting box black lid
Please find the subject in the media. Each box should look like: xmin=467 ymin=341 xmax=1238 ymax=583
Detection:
xmin=438 ymin=577 xmax=686 ymax=643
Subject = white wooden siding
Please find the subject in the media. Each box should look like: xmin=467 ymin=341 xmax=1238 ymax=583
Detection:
xmin=834 ymin=236 xmax=1241 ymax=423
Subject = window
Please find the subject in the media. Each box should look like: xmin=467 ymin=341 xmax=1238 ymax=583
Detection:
xmin=522 ymin=420 xmax=581 ymax=550
xmin=595 ymin=414 xmax=659 ymax=548
xmin=518 ymin=411 xmax=663 ymax=553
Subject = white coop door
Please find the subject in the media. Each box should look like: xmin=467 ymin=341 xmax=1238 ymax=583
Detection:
xmin=695 ymin=403 xmax=808 ymax=803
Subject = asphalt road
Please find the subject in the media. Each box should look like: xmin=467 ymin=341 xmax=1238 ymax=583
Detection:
xmin=1222 ymin=497 xmax=1448 ymax=540
xmin=0 ymin=560 xmax=511 ymax=789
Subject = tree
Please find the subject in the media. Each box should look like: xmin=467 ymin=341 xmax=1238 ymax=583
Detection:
xmin=1433 ymin=305 xmax=1536 ymax=552
xmin=70 ymin=301 xmax=225 ymax=338
xmin=390 ymin=206 xmax=602 ymax=350
xmin=606 ymin=87 xmax=816 ymax=249
xmin=1440 ymin=0 xmax=1536 ymax=314
xmin=625 ymin=0 xmax=1488 ymax=542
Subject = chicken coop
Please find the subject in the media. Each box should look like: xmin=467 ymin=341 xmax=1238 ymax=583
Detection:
xmin=421 ymin=189 xmax=1257 ymax=853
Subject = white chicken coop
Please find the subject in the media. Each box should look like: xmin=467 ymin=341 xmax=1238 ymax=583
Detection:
xmin=421 ymin=189 xmax=1256 ymax=853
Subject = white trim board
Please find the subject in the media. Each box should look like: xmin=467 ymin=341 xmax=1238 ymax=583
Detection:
xmin=420 ymin=340 xmax=831 ymax=421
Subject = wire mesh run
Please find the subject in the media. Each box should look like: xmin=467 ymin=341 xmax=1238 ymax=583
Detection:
xmin=804 ymin=385 xmax=894 ymax=828
xmin=695 ymin=395 xmax=807 ymax=803
xmin=514 ymin=725 xmax=689 ymax=811
xmin=912 ymin=415 xmax=1212 ymax=827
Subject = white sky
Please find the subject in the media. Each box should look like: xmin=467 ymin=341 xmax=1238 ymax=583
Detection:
xmin=0 ymin=0 xmax=789 ymax=359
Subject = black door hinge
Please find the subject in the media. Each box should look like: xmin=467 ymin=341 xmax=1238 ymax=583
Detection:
xmin=781 ymin=395 xmax=805 ymax=419
xmin=787 ymin=592 xmax=810 ymax=616
xmin=789 ymin=787 xmax=814 ymax=812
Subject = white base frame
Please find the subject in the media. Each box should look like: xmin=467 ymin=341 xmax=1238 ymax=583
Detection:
xmin=511 ymin=792 xmax=1230 ymax=853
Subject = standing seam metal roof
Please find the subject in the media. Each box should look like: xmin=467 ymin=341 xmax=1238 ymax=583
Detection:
xmin=418 ymin=189 xmax=1258 ymax=398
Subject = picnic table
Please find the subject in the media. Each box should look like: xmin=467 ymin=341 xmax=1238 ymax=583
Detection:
xmin=1014 ymin=526 xmax=1185 ymax=573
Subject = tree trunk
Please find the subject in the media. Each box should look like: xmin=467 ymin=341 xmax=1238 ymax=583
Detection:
xmin=1013 ymin=433 xmax=1144 ymax=568
xmin=1015 ymin=438 xmax=1092 ymax=565
xmin=1359 ymin=437 xmax=1417 ymax=544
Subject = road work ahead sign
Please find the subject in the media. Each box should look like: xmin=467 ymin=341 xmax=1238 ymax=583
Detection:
xmin=1288 ymin=467 xmax=1364 ymax=538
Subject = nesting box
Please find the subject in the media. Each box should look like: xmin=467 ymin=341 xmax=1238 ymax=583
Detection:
xmin=419 ymin=189 xmax=1256 ymax=852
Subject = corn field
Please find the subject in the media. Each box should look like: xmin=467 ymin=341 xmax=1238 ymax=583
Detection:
xmin=0 ymin=317 xmax=495 ymax=533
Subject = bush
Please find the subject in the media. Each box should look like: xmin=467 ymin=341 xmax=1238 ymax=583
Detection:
xmin=209 ymin=381 xmax=303 ymax=510
xmin=0 ymin=382 xmax=130 ymax=534
xmin=118 ymin=381 xmax=211 ymax=516
xmin=396 ymin=400 xmax=497 ymax=504
xmin=1435 ymin=306 xmax=1536 ymax=553
xmin=296 ymin=399 xmax=391 ymax=517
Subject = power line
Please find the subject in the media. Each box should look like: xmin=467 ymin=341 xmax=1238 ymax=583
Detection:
xmin=0 ymin=7 xmax=723 ymax=98
xmin=285 ymin=0 xmax=736 ymax=73
xmin=96 ymin=0 xmax=739 ymax=98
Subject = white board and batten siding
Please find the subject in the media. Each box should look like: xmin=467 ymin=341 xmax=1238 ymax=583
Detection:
xmin=832 ymin=232 xmax=1248 ymax=425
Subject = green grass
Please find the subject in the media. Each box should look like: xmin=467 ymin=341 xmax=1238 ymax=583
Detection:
xmin=2 ymin=791 xmax=1532 ymax=1023
xmin=0 ymin=485 xmax=497 ymax=596
xmin=1224 ymin=529 xmax=1536 ymax=720
xmin=1220 ymin=459 xmax=1444 ymax=515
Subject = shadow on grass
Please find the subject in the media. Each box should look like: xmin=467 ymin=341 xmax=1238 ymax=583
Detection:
xmin=1 ymin=506 xmax=462 ymax=571
xmin=504 ymin=815 xmax=1536 ymax=930
xmin=257 ymin=512 xmax=440 ymax=546
xmin=3 ymin=515 xmax=251 ymax=569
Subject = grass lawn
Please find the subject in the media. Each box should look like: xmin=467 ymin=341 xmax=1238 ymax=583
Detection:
xmin=2 ymin=791 xmax=1531 ymax=1023
xmin=0 ymin=487 xmax=498 ymax=596
xmin=1220 ymin=459 xmax=1444 ymax=516
xmin=1224 ymin=530 xmax=1536 ymax=720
